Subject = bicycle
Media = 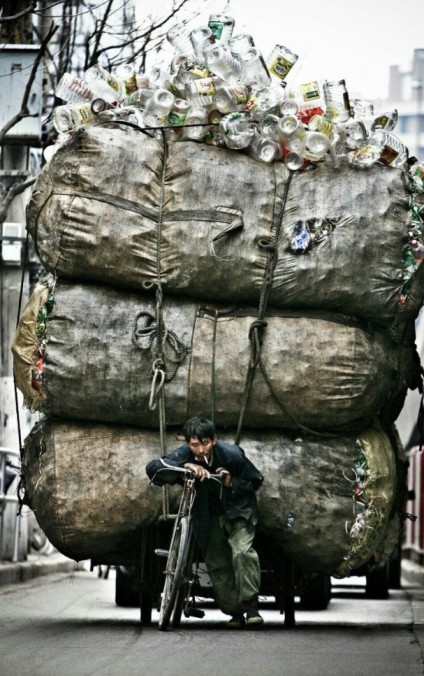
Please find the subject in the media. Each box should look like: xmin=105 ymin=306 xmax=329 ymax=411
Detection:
xmin=152 ymin=461 xmax=224 ymax=631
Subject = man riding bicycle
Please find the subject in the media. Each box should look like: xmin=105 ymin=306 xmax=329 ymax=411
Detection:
xmin=146 ymin=416 xmax=264 ymax=628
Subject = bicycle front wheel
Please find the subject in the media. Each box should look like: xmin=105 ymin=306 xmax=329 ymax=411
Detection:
xmin=158 ymin=515 xmax=191 ymax=631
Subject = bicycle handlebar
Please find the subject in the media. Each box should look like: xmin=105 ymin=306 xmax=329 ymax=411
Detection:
xmin=158 ymin=459 xmax=225 ymax=480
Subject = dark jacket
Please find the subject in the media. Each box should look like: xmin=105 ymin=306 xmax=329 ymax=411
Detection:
xmin=146 ymin=440 xmax=263 ymax=554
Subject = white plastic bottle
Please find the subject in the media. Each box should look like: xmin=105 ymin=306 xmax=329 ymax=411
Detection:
xmin=266 ymin=44 xmax=298 ymax=82
xmin=55 ymin=73 xmax=93 ymax=104
xmin=181 ymin=107 xmax=209 ymax=141
xmin=142 ymin=89 xmax=175 ymax=126
xmin=239 ymin=47 xmax=271 ymax=88
xmin=166 ymin=22 xmax=194 ymax=56
xmin=248 ymin=133 xmax=282 ymax=163
xmin=52 ymin=103 xmax=94 ymax=133
xmin=322 ymin=79 xmax=351 ymax=123
xmin=83 ymin=64 xmax=124 ymax=103
xmin=208 ymin=14 xmax=235 ymax=43
xmin=219 ymin=112 xmax=256 ymax=149
xmin=190 ymin=26 xmax=215 ymax=61
xmin=185 ymin=78 xmax=218 ymax=108
xmin=204 ymin=43 xmax=243 ymax=84
xmin=213 ymin=84 xmax=250 ymax=113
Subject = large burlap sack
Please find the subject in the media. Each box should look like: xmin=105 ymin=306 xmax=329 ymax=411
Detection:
xmin=12 ymin=280 xmax=415 ymax=433
xmin=22 ymin=419 xmax=401 ymax=575
xmin=26 ymin=125 xmax=423 ymax=329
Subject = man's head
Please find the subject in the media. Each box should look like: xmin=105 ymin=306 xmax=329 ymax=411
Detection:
xmin=183 ymin=417 xmax=217 ymax=462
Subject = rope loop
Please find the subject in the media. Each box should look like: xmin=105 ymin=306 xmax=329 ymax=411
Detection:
xmin=149 ymin=359 xmax=166 ymax=411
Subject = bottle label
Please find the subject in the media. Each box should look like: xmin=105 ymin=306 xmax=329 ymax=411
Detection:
xmin=245 ymin=94 xmax=257 ymax=112
xmin=196 ymin=79 xmax=217 ymax=96
xmin=106 ymin=73 xmax=121 ymax=94
xmin=300 ymin=81 xmax=320 ymax=101
xmin=379 ymin=144 xmax=399 ymax=166
xmin=168 ymin=110 xmax=187 ymax=126
xmin=191 ymin=65 xmax=211 ymax=78
xmin=208 ymin=21 xmax=224 ymax=39
xmin=75 ymin=104 xmax=93 ymax=125
xmin=268 ymin=55 xmax=293 ymax=80
xmin=232 ymin=86 xmax=249 ymax=105
xmin=373 ymin=114 xmax=389 ymax=129
xmin=124 ymin=73 xmax=138 ymax=95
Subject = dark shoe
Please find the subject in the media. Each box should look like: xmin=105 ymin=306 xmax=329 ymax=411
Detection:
xmin=246 ymin=610 xmax=264 ymax=626
xmin=227 ymin=614 xmax=245 ymax=628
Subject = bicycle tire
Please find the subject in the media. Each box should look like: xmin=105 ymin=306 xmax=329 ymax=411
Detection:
xmin=171 ymin=520 xmax=194 ymax=627
xmin=158 ymin=515 xmax=190 ymax=631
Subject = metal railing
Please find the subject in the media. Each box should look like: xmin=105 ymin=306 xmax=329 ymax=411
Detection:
xmin=0 ymin=447 xmax=21 ymax=562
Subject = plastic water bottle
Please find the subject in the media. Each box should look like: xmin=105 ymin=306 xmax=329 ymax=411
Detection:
xmin=343 ymin=118 xmax=368 ymax=150
xmin=83 ymin=64 xmax=124 ymax=103
xmin=371 ymin=109 xmax=398 ymax=132
xmin=185 ymin=78 xmax=218 ymax=107
xmin=372 ymin=130 xmax=408 ymax=168
xmin=266 ymin=44 xmax=298 ymax=82
xmin=258 ymin=113 xmax=280 ymax=139
xmin=245 ymin=86 xmax=282 ymax=120
xmin=143 ymin=89 xmax=175 ymax=126
xmin=55 ymin=73 xmax=93 ymax=104
xmin=308 ymin=115 xmax=334 ymax=137
xmin=115 ymin=64 xmax=138 ymax=95
xmin=52 ymin=102 xmax=94 ymax=133
xmin=204 ymin=43 xmax=243 ymax=83
xmin=229 ymin=33 xmax=255 ymax=57
xmin=302 ymin=131 xmax=330 ymax=161
xmin=323 ymin=79 xmax=351 ymax=123
xmin=277 ymin=114 xmax=300 ymax=139
xmin=166 ymin=22 xmax=194 ymax=56
xmin=208 ymin=14 xmax=235 ymax=43
xmin=168 ymin=98 xmax=190 ymax=126
xmin=219 ymin=112 xmax=256 ymax=149
xmin=181 ymin=107 xmax=209 ymax=140
xmin=213 ymin=84 xmax=250 ymax=113
xmin=190 ymin=26 xmax=215 ymax=61
xmin=238 ymin=47 xmax=271 ymax=88
xmin=248 ymin=133 xmax=281 ymax=163
xmin=285 ymin=151 xmax=304 ymax=171
xmin=352 ymin=98 xmax=374 ymax=130
xmin=280 ymin=98 xmax=298 ymax=116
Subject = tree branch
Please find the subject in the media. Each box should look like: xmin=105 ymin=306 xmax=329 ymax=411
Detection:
xmin=0 ymin=178 xmax=36 ymax=224
xmin=0 ymin=21 xmax=58 ymax=142
xmin=0 ymin=2 xmax=38 ymax=22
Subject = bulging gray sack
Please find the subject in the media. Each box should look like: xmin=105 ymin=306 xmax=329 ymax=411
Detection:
xmin=21 ymin=419 xmax=400 ymax=576
xmin=26 ymin=125 xmax=423 ymax=329
xmin=12 ymin=280 xmax=415 ymax=433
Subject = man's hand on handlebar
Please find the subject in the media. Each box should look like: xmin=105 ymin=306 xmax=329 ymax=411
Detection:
xmin=183 ymin=463 xmax=210 ymax=481
xmin=216 ymin=467 xmax=232 ymax=488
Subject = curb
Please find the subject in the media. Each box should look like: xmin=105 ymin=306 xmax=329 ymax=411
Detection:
xmin=0 ymin=553 xmax=79 ymax=587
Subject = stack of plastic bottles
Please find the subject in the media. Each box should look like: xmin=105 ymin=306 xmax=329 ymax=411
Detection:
xmin=48 ymin=13 xmax=418 ymax=175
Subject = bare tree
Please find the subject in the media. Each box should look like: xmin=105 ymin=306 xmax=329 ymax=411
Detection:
xmin=0 ymin=0 xmax=205 ymax=228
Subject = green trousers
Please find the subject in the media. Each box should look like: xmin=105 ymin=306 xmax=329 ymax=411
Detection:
xmin=204 ymin=515 xmax=261 ymax=616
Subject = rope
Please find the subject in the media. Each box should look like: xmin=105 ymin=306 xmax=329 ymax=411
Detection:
xmin=146 ymin=129 xmax=171 ymax=515
xmin=235 ymin=172 xmax=293 ymax=445
xmin=210 ymin=310 xmax=219 ymax=424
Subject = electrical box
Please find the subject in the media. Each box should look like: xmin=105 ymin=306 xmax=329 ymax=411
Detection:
xmin=0 ymin=45 xmax=43 ymax=141
xmin=1 ymin=222 xmax=22 ymax=264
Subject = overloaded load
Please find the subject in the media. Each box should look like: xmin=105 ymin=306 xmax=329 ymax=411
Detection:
xmin=12 ymin=280 xmax=415 ymax=432
xmin=22 ymin=419 xmax=400 ymax=575
xmin=26 ymin=126 xmax=423 ymax=330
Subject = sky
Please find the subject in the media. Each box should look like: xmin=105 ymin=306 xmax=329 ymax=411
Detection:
xmin=138 ymin=0 xmax=424 ymax=101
